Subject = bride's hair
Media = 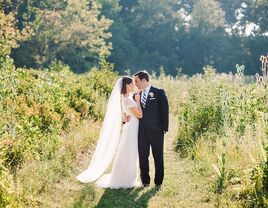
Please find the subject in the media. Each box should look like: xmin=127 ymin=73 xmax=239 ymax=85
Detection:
xmin=121 ymin=76 xmax=133 ymax=94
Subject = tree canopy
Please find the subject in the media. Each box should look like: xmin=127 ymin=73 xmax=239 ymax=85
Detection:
xmin=1 ymin=0 xmax=267 ymax=75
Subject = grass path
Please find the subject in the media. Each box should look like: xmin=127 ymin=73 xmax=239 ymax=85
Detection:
xmin=36 ymin=115 xmax=216 ymax=207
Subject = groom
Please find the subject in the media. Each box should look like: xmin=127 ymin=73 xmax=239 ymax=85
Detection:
xmin=134 ymin=71 xmax=169 ymax=187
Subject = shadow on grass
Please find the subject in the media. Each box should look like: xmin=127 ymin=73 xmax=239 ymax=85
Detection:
xmin=73 ymin=185 xmax=96 ymax=208
xmin=95 ymin=186 xmax=160 ymax=208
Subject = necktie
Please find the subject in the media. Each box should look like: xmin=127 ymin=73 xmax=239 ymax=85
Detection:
xmin=141 ymin=90 xmax=147 ymax=108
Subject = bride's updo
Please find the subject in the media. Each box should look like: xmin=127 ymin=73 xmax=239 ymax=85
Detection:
xmin=121 ymin=76 xmax=133 ymax=94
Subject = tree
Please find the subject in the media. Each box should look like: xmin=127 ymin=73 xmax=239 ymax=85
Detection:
xmin=95 ymin=0 xmax=138 ymax=73
xmin=13 ymin=0 xmax=112 ymax=73
xmin=219 ymin=0 xmax=243 ymax=30
xmin=190 ymin=0 xmax=225 ymax=33
xmin=243 ymin=0 xmax=268 ymax=35
xmin=0 ymin=10 xmax=30 ymax=65
xmin=3 ymin=0 xmax=267 ymax=75
xmin=120 ymin=0 xmax=184 ymax=74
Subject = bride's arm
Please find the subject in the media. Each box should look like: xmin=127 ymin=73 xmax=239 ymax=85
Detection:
xmin=129 ymin=104 xmax=143 ymax=119
xmin=129 ymin=94 xmax=143 ymax=118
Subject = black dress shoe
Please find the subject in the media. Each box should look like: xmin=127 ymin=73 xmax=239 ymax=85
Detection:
xmin=143 ymin=184 xmax=149 ymax=187
xmin=155 ymin=184 xmax=162 ymax=187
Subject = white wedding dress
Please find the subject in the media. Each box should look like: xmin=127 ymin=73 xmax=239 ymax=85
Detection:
xmin=96 ymin=96 xmax=140 ymax=188
xmin=76 ymin=78 xmax=140 ymax=189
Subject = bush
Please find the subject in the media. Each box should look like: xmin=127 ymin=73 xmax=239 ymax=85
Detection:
xmin=176 ymin=76 xmax=226 ymax=157
xmin=175 ymin=71 xmax=268 ymax=206
xmin=0 ymin=59 xmax=118 ymax=206
xmin=176 ymin=74 xmax=266 ymax=158
xmin=247 ymin=146 xmax=268 ymax=207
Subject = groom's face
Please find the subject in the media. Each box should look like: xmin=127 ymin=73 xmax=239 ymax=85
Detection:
xmin=134 ymin=76 xmax=143 ymax=90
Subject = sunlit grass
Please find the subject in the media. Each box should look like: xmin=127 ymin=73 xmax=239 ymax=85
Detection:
xmin=1 ymin=68 xmax=267 ymax=207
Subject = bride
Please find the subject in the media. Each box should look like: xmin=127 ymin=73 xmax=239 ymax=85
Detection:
xmin=76 ymin=77 xmax=143 ymax=189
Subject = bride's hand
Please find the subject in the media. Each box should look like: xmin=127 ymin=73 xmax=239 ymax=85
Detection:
xmin=134 ymin=93 xmax=141 ymax=102
xmin=122 ymin=113 xmax=131 ymax=123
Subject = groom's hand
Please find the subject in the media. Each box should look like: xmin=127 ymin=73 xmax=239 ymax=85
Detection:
xmin=134 ymin=93 xmax=141 ymax=102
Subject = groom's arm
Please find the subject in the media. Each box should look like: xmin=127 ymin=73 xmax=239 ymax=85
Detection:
xmin=158 ymin=89 xmax=169 ymax=132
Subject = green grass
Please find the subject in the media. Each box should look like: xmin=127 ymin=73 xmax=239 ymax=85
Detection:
xmin=2 ymin=72 xmax=267 ymax=207
xmin=13 ymin=114 xmax=217 ymax=208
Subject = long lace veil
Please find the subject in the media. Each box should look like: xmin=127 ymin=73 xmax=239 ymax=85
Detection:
xmin=76 ymin=78 xmax=123 ymax=183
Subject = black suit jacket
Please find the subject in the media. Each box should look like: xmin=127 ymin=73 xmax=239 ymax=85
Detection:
xmin=139 ymin=86 xmax=169 ymax=132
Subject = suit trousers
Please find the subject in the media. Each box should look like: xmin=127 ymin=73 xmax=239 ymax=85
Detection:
xmin=138 ymin=126 xmax=164 ymax=185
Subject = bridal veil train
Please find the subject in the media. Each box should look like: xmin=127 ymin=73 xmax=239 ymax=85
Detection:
xmin=76 ymin=78 xmax=140 ymax=188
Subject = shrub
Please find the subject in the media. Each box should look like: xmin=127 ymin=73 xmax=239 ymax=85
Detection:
xmin=0 ymin=58 xmax=118 ymax=206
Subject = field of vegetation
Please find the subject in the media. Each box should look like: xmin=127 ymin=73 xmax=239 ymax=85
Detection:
xmin=0 ymin=57 xmax=118 ymax=207
xmin=154 ymin=65 xmax=268 ymax=207
xmin=1 ymin=1 xmax=268 ymax=207
xmin=1 ymin=58 xmax=267 ymax=207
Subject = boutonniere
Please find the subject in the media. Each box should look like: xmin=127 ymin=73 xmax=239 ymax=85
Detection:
xmin=149 ymin=92 xmax=154 ymax=97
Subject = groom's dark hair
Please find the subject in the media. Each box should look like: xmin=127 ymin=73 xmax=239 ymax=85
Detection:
xmin=134 ymin=71 xmax=149 ymax=82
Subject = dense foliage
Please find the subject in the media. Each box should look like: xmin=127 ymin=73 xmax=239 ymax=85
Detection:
xmin=1 ymin=0 xmax=268 ymax=75
xmin=0 ymin=58 xmax=117 ymax=207
xmin=1 ymin=0 xmax=112 ymax=72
